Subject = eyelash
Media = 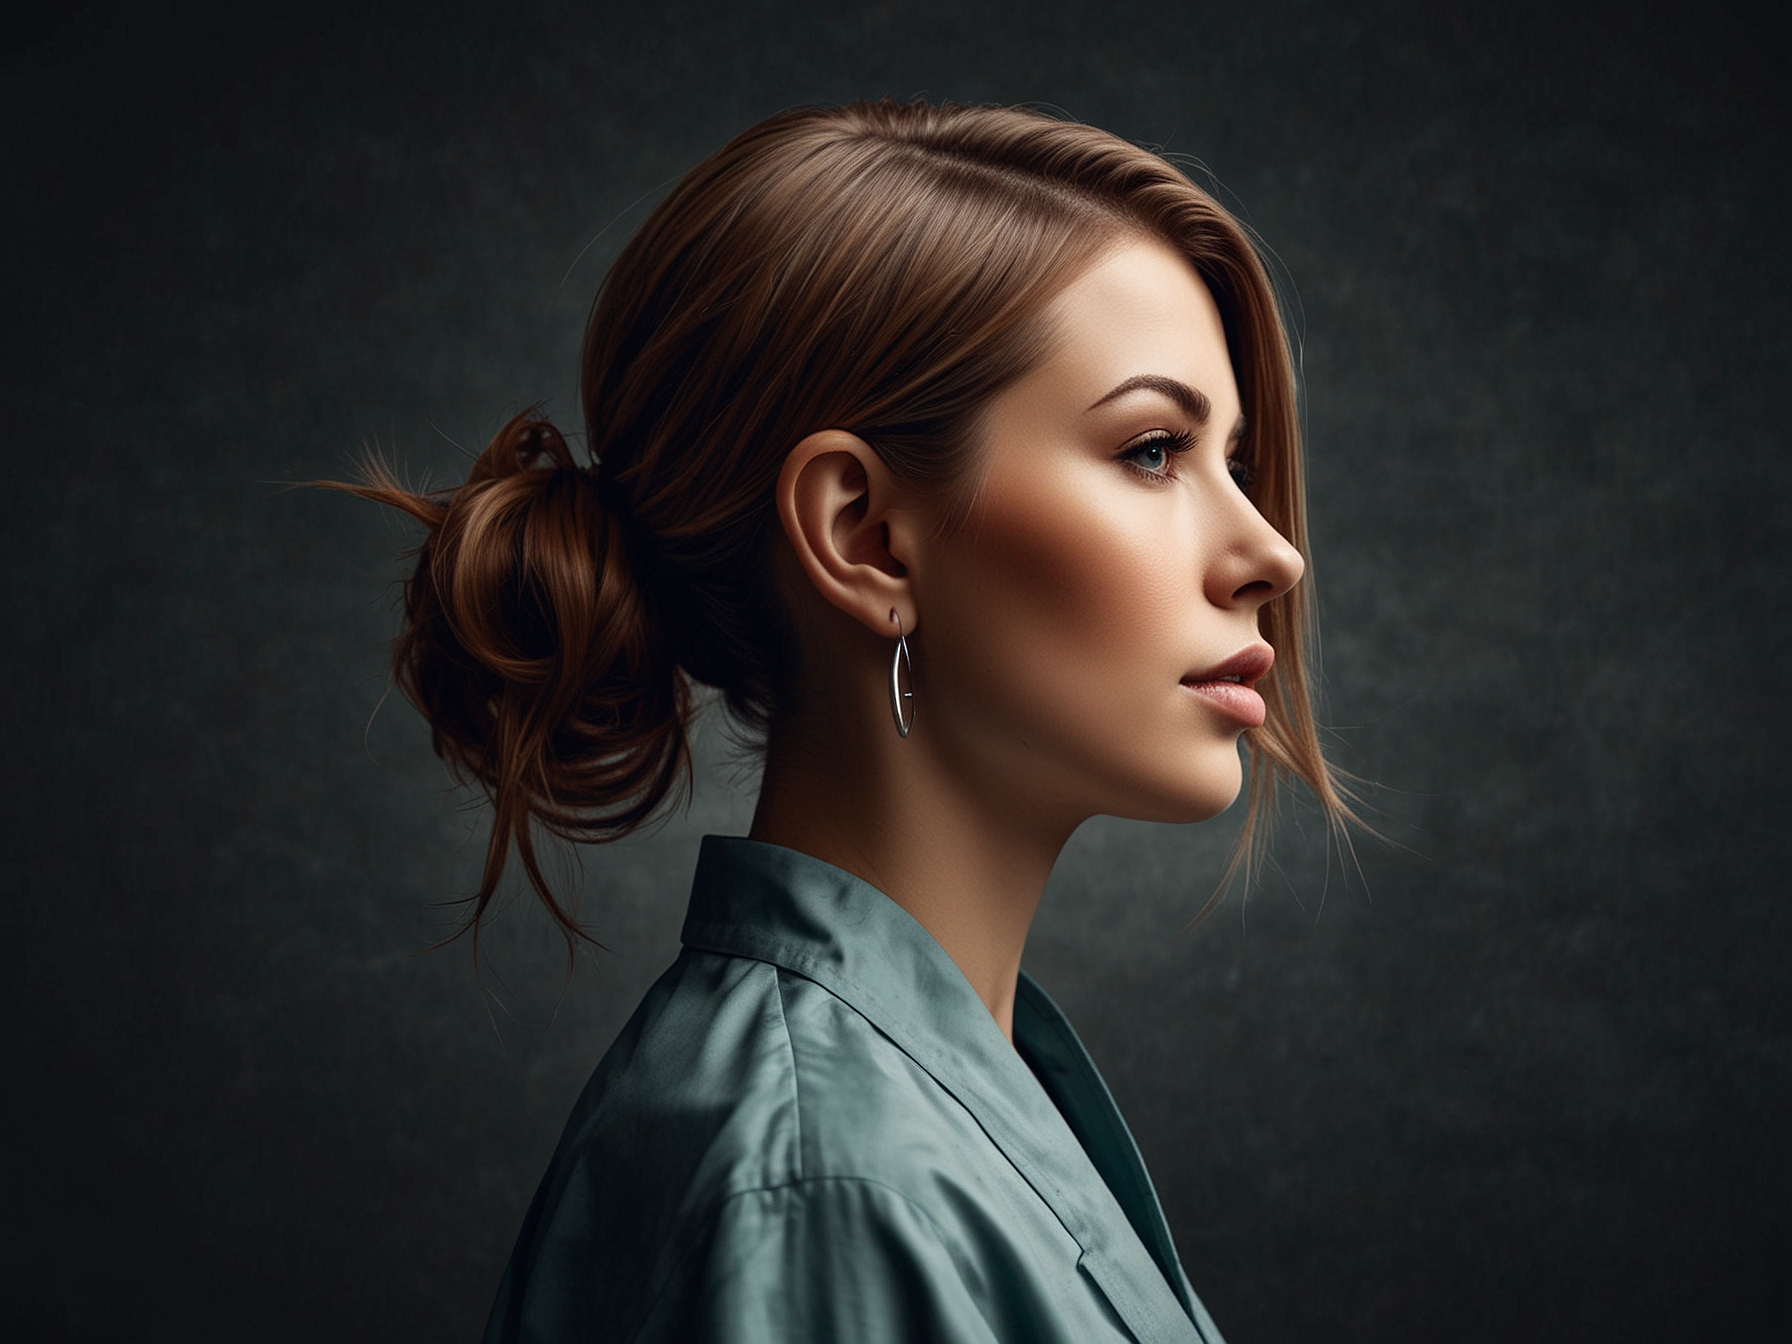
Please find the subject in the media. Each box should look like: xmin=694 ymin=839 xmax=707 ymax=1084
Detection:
xmin=1119 ymin=431 xmax=1254 ymax=492
xmin=1119 ymin=430 xmax=1194 ymax=481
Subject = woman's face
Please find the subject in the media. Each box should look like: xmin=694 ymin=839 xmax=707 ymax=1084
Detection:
xmin=910 ymin=235 xmax=1305 ymax=833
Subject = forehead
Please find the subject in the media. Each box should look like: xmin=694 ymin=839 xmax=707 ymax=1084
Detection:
xmin=1011 ymin=235 xmax=1237 ymax=418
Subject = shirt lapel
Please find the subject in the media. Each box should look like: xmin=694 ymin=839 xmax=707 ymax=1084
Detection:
xmin=1015 ymin=974 xmax=1227 ymax=1344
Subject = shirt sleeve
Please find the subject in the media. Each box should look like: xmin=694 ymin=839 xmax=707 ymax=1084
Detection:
xmin=635 ymin=1178 xmax=1003 ymax=1344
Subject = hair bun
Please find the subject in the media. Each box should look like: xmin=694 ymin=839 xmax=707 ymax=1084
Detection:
xmin=323 ymin=408 xmax=691 ymax=955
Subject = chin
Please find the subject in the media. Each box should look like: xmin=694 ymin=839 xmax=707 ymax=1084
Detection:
xmin=1170 ymin=786 xmax=1243 ymax=825
xmin=1114 ymin=750 xmax=1245 ymax=825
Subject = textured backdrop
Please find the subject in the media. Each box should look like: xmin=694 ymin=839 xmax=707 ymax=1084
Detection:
xmin=4 ymin=1 xmax=1787 ymax=1340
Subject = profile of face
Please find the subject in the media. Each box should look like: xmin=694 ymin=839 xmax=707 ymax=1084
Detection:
xmin=908 ymin=236 xmax=1306 ymax=834
xmin=342 ymin=100 xmax=1343 ymax=950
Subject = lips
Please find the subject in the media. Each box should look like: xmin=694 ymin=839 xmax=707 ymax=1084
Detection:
xmin=1184 ymin=643 xmax=1274 ymax=687
xmin=1180 ymin=643 xmax=1274 ymax=728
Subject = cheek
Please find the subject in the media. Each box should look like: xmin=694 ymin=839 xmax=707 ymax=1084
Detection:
xmin=926 ymin=473 xmax=1182 ymax=713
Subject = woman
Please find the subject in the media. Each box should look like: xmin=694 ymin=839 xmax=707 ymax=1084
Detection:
xmin=336 ymin=99 xmax=1352 ymax=1342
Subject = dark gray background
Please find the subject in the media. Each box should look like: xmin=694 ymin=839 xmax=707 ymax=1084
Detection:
xmin=5 ymin=1 xmax=1787 ymax=1339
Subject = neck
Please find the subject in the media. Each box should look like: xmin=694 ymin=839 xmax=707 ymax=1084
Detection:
xmin=749 ymin=684 xmax=1076 ymax=1043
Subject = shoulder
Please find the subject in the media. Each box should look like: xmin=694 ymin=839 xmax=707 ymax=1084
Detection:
xmin=573 ymin=950 xmax=996 ymax=1201
xmin=486 ymin=951 xmax=804 ymax=1339
xmin=558 ymin=950 xmax=807 ymax=1203
xmin=488 ymin=952 xmax=1100 ymax=1344
xmin=509 ymin=947 xmax=986 ymax=1241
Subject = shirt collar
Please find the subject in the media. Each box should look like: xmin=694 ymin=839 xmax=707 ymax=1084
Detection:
xmin=679 ymin=835 xmax=1214 ymax=1342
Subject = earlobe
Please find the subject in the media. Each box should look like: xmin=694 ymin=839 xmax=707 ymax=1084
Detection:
xmin=776 ymin=430 xmax=920 ymax=638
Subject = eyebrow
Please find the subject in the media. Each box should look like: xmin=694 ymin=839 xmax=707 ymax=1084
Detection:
xmin=1086 ymin=373 xmax=1247 ymax=441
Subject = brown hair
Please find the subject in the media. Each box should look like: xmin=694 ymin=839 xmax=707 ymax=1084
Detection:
xmin=326 ymin=98 xmax=1356 ymax=950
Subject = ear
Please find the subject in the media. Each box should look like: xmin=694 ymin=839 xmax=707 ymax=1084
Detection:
xmin=776 ymin=430 xmax=920 ymax=639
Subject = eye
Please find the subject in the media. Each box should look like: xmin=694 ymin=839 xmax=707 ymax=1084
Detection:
xmin=1119 ymin=429 xmax=1194 ymax=482
xmin=1226 ymin=452 xmax=1255 ymax=493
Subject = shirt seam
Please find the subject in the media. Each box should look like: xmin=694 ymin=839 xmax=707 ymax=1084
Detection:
xmin=623 ymin=1175 xmax=975 ymax=1344
xmin=770 ymin=965 xmax=804 ymax=1183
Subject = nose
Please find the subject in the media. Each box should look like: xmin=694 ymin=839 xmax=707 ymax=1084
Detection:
xmin=1204 ymin=494 xmax=1305 ymax=610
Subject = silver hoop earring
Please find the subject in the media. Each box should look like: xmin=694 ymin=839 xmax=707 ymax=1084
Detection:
xmin=889 ymin=611 xmax=914 ymax=739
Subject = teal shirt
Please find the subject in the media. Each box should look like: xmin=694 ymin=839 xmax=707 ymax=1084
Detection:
xmin=485 ymin=836 xmax=1227 ymax=1343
